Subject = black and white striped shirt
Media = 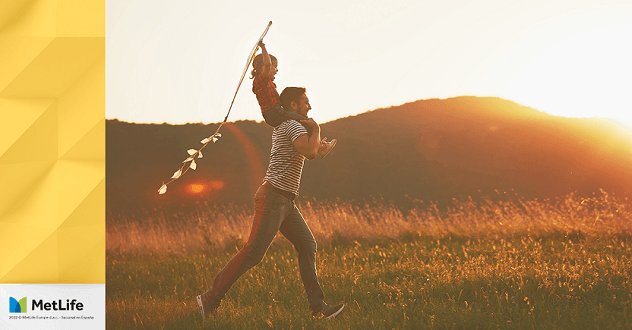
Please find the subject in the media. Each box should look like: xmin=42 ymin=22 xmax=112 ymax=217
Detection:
xmin=263 ymin=120 xmax=308 ymax=196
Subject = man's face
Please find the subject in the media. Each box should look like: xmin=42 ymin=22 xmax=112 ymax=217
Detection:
xmin=293 ymin=93 xmax=311 ymax=117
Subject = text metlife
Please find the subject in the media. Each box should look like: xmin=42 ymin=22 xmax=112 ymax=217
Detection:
xmin=32 ymin=299 xmax=84 ymax=311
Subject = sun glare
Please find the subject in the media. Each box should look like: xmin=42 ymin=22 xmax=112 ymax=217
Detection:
xmin=186 ymin=181 xmax=225 ymax=195
xmin=187 ymin=183 xmax=206 ymax=194
xmin=508 ymin=24 xmax=632 ymax=129
xmin=210 ymin=181 xmax=224 ymax=190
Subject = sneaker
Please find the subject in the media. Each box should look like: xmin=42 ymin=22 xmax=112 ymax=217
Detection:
xmin=196 ymin=293 xmax=218 ymax=318
xmin=318 ymin=138 xmax=337 ymax=158
xmin=313 ymin=303 xmax=345 ymax=320
xmin=196 ymin=295 xmax=207 ymax=318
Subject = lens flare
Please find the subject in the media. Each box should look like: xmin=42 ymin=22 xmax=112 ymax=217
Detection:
xmin=210 ymin=181 xmax=224 ymax=190
xmin=187 ymin=183 xmax=206 ymax=194
xmin=186 ymin=181 xmax=224 ymax=195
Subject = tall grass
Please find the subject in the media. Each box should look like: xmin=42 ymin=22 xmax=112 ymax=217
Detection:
xmin=107 ymin=190 xmax=631 ymax=254
xmin=106 ymin=191 xmax=632 ymax=329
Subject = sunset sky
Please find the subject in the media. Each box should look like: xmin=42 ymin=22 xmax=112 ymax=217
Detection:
xmin=106 ymin=0 xmax=632 ymax=130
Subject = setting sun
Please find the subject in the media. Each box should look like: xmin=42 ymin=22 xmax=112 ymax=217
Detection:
xmin=508 ymin=24 xmax=632 ymax=129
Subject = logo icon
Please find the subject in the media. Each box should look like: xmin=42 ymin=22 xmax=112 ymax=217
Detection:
xmin=9 ymin=297 xmax=27 ymax=313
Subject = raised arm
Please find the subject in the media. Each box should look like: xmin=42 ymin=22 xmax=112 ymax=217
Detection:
xmin=292 ymin=119 xmax=321 ymax=160
xmin=259 ymin=41 xmax=273 ymax=78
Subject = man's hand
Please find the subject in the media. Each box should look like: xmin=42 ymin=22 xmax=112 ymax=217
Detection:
xmin=299 ymin=118 xmax=320 ymax=135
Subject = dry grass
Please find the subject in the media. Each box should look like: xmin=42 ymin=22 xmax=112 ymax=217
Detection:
xmin=106 ymin=190 xmax=632 ymax=329
xmin=107 ymin=190 xmax=631 ymax=255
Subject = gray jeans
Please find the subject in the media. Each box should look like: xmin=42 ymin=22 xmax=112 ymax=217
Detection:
xmin=201 ymin=184 xmax=325 ymax=312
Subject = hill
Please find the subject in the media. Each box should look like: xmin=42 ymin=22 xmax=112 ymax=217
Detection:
xmin=106 ymin=96 xmax=632 ymax=215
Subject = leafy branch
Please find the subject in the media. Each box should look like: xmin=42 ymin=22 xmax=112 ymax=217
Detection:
xmin=158 ymin=21 xmax=273 ymax=195
xmin=158 ymin=129 xmax=222 ymax=195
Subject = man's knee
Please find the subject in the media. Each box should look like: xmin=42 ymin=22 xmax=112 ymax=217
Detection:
xmin=296 ymin=238 xmax=317 ymax=255
xmin=243 ymin=243 xmax=267 ymax=267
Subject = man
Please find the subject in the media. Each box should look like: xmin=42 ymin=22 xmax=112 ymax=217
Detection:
xmin=252 ymin=41 xmax=336 ymax=156
xmin=197 ymin=87 xmax=345 ymax=320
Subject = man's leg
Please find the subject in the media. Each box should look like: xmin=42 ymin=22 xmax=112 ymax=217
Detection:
xmin=200 ymin=187 xmax=293 ymax=312
xmin=279 ymin=204 xmax=325 ymax=312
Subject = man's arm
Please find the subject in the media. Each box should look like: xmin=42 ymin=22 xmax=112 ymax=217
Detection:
xmin=293 ymin=119 xmax=321 ymax=160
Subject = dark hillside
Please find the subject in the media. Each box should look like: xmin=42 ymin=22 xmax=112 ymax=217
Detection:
xmin=106 ymin=96 xmax=632 ymax=215
xmin=302 ymin=97 xmax=632 ymax=204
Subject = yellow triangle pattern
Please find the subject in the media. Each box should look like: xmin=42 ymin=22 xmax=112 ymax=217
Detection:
xmin=0 ymin=160 xmax=56 ymax=218
xmin=0 ymin=98 xmax=54 ymax=156
xmin=0 ymin=0 xmax=31 ymax=31
xmin=0 ymin=0 xmax=104 ymax=284
xmin=0 ymin=100 xmax=58 ymax=164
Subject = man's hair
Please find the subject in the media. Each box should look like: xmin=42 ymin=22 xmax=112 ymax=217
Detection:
xmin=250 ymin=53 xmax=277 ymax=79
xmin=280 ymin=87 xmax=306 ymax=112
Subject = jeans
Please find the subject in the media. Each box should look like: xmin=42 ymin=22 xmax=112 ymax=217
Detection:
xmin=201 ymin=184 xmax=325 ymax=312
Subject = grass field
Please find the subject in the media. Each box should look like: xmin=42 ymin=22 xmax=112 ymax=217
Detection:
xmin=106 ymin=191 xmax=632 ymax=329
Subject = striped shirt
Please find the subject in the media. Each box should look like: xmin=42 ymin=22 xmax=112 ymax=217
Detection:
xmin=263 ymin=120 xmax=308 ymax=196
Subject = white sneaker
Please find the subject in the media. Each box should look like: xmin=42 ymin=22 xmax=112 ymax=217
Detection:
xmin=196 ymin=295 xmax=206 ymax=318
xmin=313 ymin=303 xmax=345 ymax=319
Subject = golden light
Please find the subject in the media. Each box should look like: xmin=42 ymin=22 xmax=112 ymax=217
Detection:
xmin=187 ymin=183 xmax=206 ymax=194
xmin=508 ymin=24 xmax=632 ymax=129
xmin=186 ymin=181 xmax=224 ymax=195
xmin=210 ymin=181 xmax=224 ymax=190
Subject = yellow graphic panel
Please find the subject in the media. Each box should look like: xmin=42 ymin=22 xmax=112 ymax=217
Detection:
xmin=0 ymin=38 xmax=104 ymax=97
xmin=0 ymin=98 xmax=55 ymax=157
xmin=0 ymin=0 xmax=57 ymax=37
xmin=0 ymin=0 xmax=31 ymax=31
xmin=0 ymin=0 xmax=104 ymax=283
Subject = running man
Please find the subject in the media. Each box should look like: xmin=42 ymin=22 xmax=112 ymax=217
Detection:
xmin=197 ymin=86 xmax=345 ymax=320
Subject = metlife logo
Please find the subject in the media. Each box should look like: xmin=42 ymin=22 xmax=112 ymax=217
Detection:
xmin=9 ymin=297 xmax=27 ymax=313
xmin=1 ymin=284 xmax=104 ymax=330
